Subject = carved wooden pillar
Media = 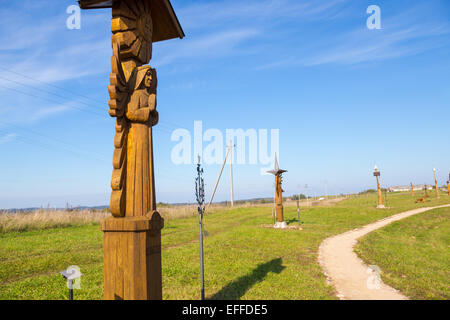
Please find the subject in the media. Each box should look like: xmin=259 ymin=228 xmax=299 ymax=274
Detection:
xmin=275 ymin=174 xmax=284 ymax=223
xmin=78 ymin=0 xmax=184 ymax=300
xmin=267 ymin=154 xmax=287 ymax=228
xmin=433 ymin=169 xmax=440 ymax=199
xmin=373 ymin=166 xmax=384 ymax=208
xmin=376 ymin=175 xmax=383 ymax=207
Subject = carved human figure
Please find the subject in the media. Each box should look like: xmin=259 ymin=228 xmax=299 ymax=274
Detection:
xmin=108 ymin=41 xmax=159 ymax=218
xmin=125 ymin=66 xmax=158 ymax=217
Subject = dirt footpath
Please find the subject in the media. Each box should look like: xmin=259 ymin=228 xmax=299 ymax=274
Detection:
xmin=318 ymin=204 xmax=450 ymax=300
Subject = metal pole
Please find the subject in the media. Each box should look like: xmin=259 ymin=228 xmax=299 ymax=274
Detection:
xmin=195 ymin=156 xmax=206 ymax=300
xmin=198 ymin=208 xmax=205 ymax=300
xmin=68 ymin=280 xmax=73 ymax=300
xmin=208 ymin=146 xmax=231 ymax=207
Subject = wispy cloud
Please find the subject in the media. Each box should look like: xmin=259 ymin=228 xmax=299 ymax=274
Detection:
xmin=258 ymin=2 xmax=450 ymax=68
xmin=0 ymin=2 xmax=110 ymax=85
xmin=0 ymin=133 xmax=17 ymax=144
xmin=154 ymin=0 xmax=349 ymax=68
xmin=304 ymin=24 xmax=450 ymax=66
xmin=177 ymin=0 xmax=348 ymax=30
xmin=30 ymin=104 xmax=73 ymax=122
xmin=154 ymin=28 xmax=260 ymax=66
xmin=1 ymin=97 xmax=85 ymax=125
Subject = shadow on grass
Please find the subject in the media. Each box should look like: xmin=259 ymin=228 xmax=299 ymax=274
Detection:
xmin=285 ymin=218 xmax=302 ymax=225
xmin=210 ymin=258 xmax=285 ymax=300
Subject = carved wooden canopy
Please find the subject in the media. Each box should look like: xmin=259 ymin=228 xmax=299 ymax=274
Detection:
xmin=78 ymin=0 xmax=185 ymax=43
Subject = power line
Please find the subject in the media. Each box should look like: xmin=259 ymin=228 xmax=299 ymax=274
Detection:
xmin=0 ymin=119 xmax=110 ymax=160
xmin=0 ymin=66 xmax=105 ymax=105
xmin=0 ymin=67 xmax=187 ymax=131
xmin=0 ymin=84 xmax=106 ymax=117
xmin=0 ymin=128 xmax=108 ymax=162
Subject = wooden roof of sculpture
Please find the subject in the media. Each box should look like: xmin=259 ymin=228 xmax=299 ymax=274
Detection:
xmin=78 ymin=0 xmax=185 ymax=44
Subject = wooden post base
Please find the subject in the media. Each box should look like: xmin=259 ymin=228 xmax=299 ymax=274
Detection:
xmin=276 ymin=204 xmax=284 ymax=223
xmin=101 ymin=212 xmax=164 ymax=300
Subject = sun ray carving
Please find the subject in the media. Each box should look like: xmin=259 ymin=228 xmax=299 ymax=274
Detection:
xmin=112 ymin=0 xmax=153 ymax=67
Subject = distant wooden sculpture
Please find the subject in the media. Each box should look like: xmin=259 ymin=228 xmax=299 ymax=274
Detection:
xmin=79 ymin=0 xmax=184 ymax=300
xmin=433 ymin=168 xmax=440 ymax=199
xmin=447 ymin=177 xmax=450 ymax=196
xmin=373 ymin=166 xmax=385 ymax=209
xmin=268 ymin=154 xmax=287 ymax=229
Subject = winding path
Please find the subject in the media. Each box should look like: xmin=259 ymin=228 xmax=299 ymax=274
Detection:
xmin=318 ymin=204 xmax=450 ymax=300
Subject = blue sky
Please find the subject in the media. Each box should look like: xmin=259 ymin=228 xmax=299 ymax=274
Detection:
xmin=0 ymin=0 xmax=449 ymax=209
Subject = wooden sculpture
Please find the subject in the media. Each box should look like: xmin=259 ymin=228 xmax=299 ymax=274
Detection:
xmin=79 ymin=0 xmax=184 ymax=300
xmin=433 ymin=168 xmax=440 ymax=199
xmin=268 ymin=154 xmax=287 ymax=228
xmin=373 ymin=166 xmax=384 ymax=208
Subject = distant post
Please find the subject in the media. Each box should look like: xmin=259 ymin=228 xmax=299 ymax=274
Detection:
xmin=373 ymin=165 xmax=385 ymax=209
xmin=78 ymin=0 xmax=184 ymax=300
xmin=267 ymin=154 xmax=288 ymax=228
xmin=433 ymin=168 xmax=440 ymax=199
xmin=447 ymin=173 xmax=450 ymax=196
xmin=410 ymin=182 xmax=414 ymax=196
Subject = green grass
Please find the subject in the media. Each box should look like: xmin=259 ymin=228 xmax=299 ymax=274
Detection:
xmin=0 ymin=191 xmax=449 ymax=300
xmin=355 ymin=206 xmax=450 ymax=300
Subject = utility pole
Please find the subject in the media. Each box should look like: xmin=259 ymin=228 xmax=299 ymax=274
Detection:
xmin=305 ymin=184 xmax=309 ymax=207
xmin=229 ymin=141 xmax=234 ymax=207
xmin=297 ymin=184 xmax=301 ymax=225
xmin=208 ymin=146 xmax=231 ymax=207
xmin=207 ymin=142 xmax=235 ymax=207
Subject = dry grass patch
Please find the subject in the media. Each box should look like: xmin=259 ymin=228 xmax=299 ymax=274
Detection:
xmin=0 ymin=210 xmax=109 ymax=233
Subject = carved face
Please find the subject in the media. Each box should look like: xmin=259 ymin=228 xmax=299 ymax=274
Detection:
xmin=144 ymin=69 xmax=153 ymax=88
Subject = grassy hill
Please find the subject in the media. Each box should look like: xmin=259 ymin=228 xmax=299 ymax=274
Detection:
xmin=0 ymin=191 xmax=449 ymax=300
